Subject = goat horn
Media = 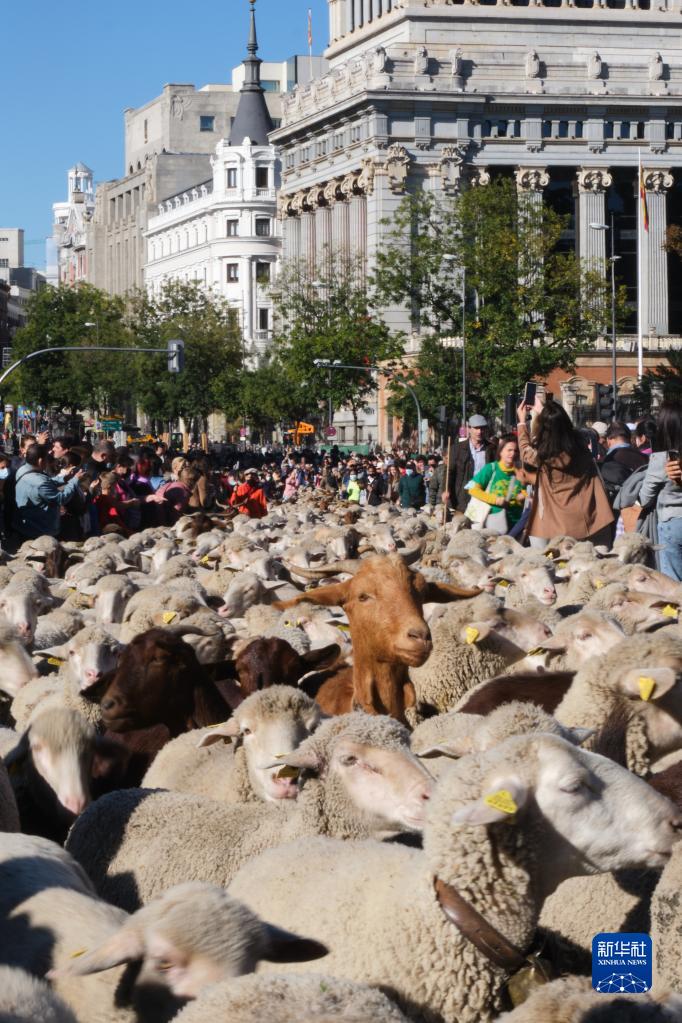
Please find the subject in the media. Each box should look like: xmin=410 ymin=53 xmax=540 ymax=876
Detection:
xmin=397 ymin=540 xmax=426 ymax=566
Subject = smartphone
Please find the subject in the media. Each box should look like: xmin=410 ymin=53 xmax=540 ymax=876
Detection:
xmin=668 ymin=450 xmax=680 ymax=462
xmin=523 ymin=382 xmax=537 ymax=407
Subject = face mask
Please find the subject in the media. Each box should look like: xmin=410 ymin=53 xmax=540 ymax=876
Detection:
xmin=0 ymin=468 xmax=8 ymax=479
xmin=349 ymin=474 xmax=357 ymax=481
xmin=406 ymin=469 xmax=414 ymax=476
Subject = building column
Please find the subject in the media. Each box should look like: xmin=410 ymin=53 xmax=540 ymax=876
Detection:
xmin=577 ymin=168 xmax=612 ymax=270
xmin=363 ymin=0 xmax=372 ymax=21
xmin=346 ymin=0 xmax=354 ymax=31
xmin=515 ymin=167 xmax=549 ymax=295
xmin=332 ymin=199 xmax=350 ymax=261
xmin=349 ymin=195 xmax=367 ymax=264
xmin=315 ymin=205 xmax=332 ymax=273
xmin=354 ymin=0 xmax=363 ymax=28
xmin=642 ymin=169 xmax=673 ymax=336
xmin=243 ymin=256 xmax=253 ymax=348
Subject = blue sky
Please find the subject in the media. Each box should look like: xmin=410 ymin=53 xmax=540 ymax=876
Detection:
xmin=0 ymin=0 xmax=328 ymax=269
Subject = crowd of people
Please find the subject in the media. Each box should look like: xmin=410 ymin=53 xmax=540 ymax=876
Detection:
xmin=2 ymin=396 xmax=681 ymax=579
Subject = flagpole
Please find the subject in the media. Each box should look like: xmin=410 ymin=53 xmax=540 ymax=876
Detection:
xmin=308 ymin=8 xmax=313 ymax=82
xmin=637 ymin=148 xmax=644 ymax=380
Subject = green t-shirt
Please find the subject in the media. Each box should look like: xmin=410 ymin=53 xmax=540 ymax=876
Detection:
xmin=470 ymin=461 xmax=525 ymax=525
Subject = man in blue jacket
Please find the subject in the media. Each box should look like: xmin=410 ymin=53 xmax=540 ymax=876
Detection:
xmin=14 ymin=443 xmax=83 ymax=540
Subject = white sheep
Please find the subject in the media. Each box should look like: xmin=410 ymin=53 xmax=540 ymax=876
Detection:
xmin=142 ymin=685 xmax=323 ymax=803
xmin=171 ymin=973 xmax=409 ymax=1023
xmin=0 ymin=966 xmax=78 ymax=1023
xmin=0 ymin=833 xmax=328 ymax=1023
xmin=496 ymin=975 xmax=682 ymax=1022
xmin=0 ymin=617 xmax=39 ymax=703
xmin=228 ymin=733 xmax=682 ymax=1023
xmin=66 ymin=712 xmax=434 ymax=912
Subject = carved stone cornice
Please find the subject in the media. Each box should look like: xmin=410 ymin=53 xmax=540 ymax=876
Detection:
xmin=358 ymin=158 xmax=376 ymax=196
xmin=439 ymin=144 xmax=468 ymax=194
xmin=324 ymin=179 xmax=343 ymax=205
xmin=341 ymin=172 xmax=361 ymax=201
xmin=469 ymin=167 xmax=491 ymax=188
xmin=385 ymin=144 xmax=411 ymax=194
xmin=642 ymin=169 xmax=674 ymax=193
xmin=290 ymin=191 xmax=307 ymax=215
xmin=306 ymin=187 xmax=327 ymax=210
xmin=515 ymin=167 xmax=550 ymax=192
xmin=577 ymin=168 xmax=613 ymax=193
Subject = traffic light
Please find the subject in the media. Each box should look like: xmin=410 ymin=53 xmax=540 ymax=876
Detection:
xmin=596 ymin=383 xmax=615 ymax=420
xmin=167 ymin=339 xmax=185 ymax=374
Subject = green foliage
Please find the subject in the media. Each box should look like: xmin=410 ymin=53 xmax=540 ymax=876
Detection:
xmin=635 ymin=348 xmax=682 ymax=409
xmin=374 ymin=181 xmax=618 ymax=418
xmin=126 ymin=280 xmax=243 ymax=427
xmin=236 ymin=356 xmax=313 ymax=430
xmin=271 ymin=254 xmax=404 ymax=439
xmin=8 ymin=284 xmax=132 ymax=415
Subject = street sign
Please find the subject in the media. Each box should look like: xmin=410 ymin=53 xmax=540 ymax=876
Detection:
xmin=101 ymin=419 xmax=123 ymax=431
xmin=325 ymin=426 xmax=337 ymax=437
xmin=296 ymin=422 xmax=315 ymax=435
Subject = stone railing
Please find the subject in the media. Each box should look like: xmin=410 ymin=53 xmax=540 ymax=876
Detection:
xmin=156 ymin=180 xmax=214 ymax=218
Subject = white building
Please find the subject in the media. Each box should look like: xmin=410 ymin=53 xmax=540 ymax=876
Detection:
xmin=50 ymin=164 xmax=95 ymax=286
xmin=144 ymin=1 xmax=280 ymax=362
xmin=0 ymin=229 xmax=24 ymax=284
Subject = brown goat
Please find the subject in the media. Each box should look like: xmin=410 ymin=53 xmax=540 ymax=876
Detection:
xmin=276 ymin=554 xmax=479 ymax=724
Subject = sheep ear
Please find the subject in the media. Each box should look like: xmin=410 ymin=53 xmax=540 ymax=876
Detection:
xmin=34 ymin=642 xmax=69 ymax=660
xmin=451 ymin=780 xmax=527 ymax=826
xmin=416 ymin=739 xmax=473 ymax=760
xmin=533 ymin=634 xmax=568 ymax=653
xmin=197 ymin=719 xmax=239 ymax=747
xmin=620 ymin=668 xmax=678 ymax=702
xmin=263 ymin=924 xmax=328 ymax=964
xmin=567 ymin=727 xmax=595 ymax=747
xmin=301 ymin=643 xmax=341 ymax=669
xmin=48 ymin=924 xmax=144 ymax=978
xmin=457 ymin=622 xmax=493 ymax=646
xmin=271 ymin=744 xmax=322 ymax=772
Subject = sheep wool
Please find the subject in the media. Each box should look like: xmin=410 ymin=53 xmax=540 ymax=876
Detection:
xmin=409 ymin=594 xmax=517 ymax=713
xmin=651 ymin=839 xmax=682 ymax=993
xmin=496 ymin=975 xmax=682 ymax=1022
xmin=0 ymin=966 xmax=78 ymax=1023
xmin=171 ymin=973 xmax=409 ymax=1023
xmin=555 ymin=632 xmax=682 ymax=776
xmin=66 ymin=713 xmax=419 ymax=913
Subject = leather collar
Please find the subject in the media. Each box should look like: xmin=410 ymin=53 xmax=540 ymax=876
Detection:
xmin=434 ymin=877 xmax=528 ymax=974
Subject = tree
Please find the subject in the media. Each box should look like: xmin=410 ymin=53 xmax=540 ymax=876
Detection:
xmin=127 ymin=280 xmax=243 ymax=433
xmin=373 ymin=180 xmax=617 ymax=417
xmin=271 ymin=254 xmax=404 ymax=443
xmin=8 ymin=284 xmax=132 ymax=417
xmin=236 ymin=356 xmax=314 ymax=435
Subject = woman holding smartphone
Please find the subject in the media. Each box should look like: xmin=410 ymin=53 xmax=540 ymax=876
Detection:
xmin=639 ymin=403 xmax=682 ymax=580
xmin=517 ymin=393 xmax=613 ymax=548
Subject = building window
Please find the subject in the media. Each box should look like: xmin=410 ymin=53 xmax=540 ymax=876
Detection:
xmin=255 ymin=167 xmax=269 ymax=189
xmin=258 ymin=308 xmax=270 ymax=331
xmin=2 ymin=348 xmax=12 ymax=367
xmin=144 ymin=119 xmax=148 ymax=143
xmin=226 ymin=167 xmax=238 ymax=189
xmin=255 ymin=218 xmax=271 ymax=237
xmin=226 ymin=263 xmax=239 ymax=282
xmin=0 ymin=259 xmax=8 ymax=269
xmin=226 ymin=220 xmax=239 ymax=237
xmin=200 ymin=115 xmax=215 ymax=132
xmin=261 ymin=79 xmax=280 ymax=93
xmin=256 ymin=262 xmax=271 ymax=284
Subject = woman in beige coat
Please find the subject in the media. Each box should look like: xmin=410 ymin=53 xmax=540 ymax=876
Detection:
xmin=517 ymin=397 xmax=613 ymax=547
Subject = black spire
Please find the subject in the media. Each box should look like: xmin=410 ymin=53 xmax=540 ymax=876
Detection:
xmin=230 ymin=0 xmax=274 ymax=147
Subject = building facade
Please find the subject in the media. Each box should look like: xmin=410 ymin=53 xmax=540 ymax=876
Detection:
xmin=50 ymin=164 xmax=96 ymax=286
xmin=273 ymin=0 xmax=682 ymax=439
xmin=0 ymin=230 xmax=24 ymax=283
xmin=144 ymin=1 xmax=281 ymax=361
xmin=85 ymin=49 xmax=324 ymax=298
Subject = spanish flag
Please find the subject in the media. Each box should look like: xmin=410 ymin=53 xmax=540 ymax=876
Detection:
xmin=640 ymin=165 xmax=649 ymax=233
xmin=307 ymin=8 xmax=313 ymax=49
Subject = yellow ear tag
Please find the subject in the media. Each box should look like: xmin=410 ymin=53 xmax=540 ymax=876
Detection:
xmin=661 ymin=604 xmax=679 ymax=619
xmin=69 ymin=948 xmax=88 ymax=959
xmin=200 ymin=555 xmax=211 ymax=565
xmin=276 ymin=765 xmax=300 ymax=780
xmin=162 ymin=611 xmax=177 ymax=625
xmin=48 ymin=657 xmax=64 ymax=667
xmin=638 ymin=676 xmax=656 ymax=702
xmin=557 ymin=560 xmax=568 ymax=569
xmin=593 ymin=579 xmax=605 ymax=590
xmin=334 ymin=623 xmax=350 ymax=633
xmin=465 ymin=627 xmax=480 ymax=645
xmin=497 ymin=580 xmax=511 ymax=589
xmin=527 ymin=647 xmax=544 ymax=657
xmin=483 ymin=789 xmax=518 ymax=815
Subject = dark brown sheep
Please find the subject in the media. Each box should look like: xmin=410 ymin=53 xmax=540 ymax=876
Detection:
xmin=233 ymin=637 xmax=341 ymax=702
xmin=99 ymin=629 xmax=232 ymax=738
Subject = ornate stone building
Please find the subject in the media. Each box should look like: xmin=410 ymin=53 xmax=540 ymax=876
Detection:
xmin=274 ymin=0 xmax=682 ymax=436
xmin=144 ymin=4 xmax=280 ymax=362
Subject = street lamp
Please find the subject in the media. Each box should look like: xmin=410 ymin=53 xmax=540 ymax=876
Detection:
xmin=589 ymin=217 xmax=621 ymax=414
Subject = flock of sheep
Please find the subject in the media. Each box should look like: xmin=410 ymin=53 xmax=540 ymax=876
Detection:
xmin=2 ymin=496 xmax=682 ymax=1021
